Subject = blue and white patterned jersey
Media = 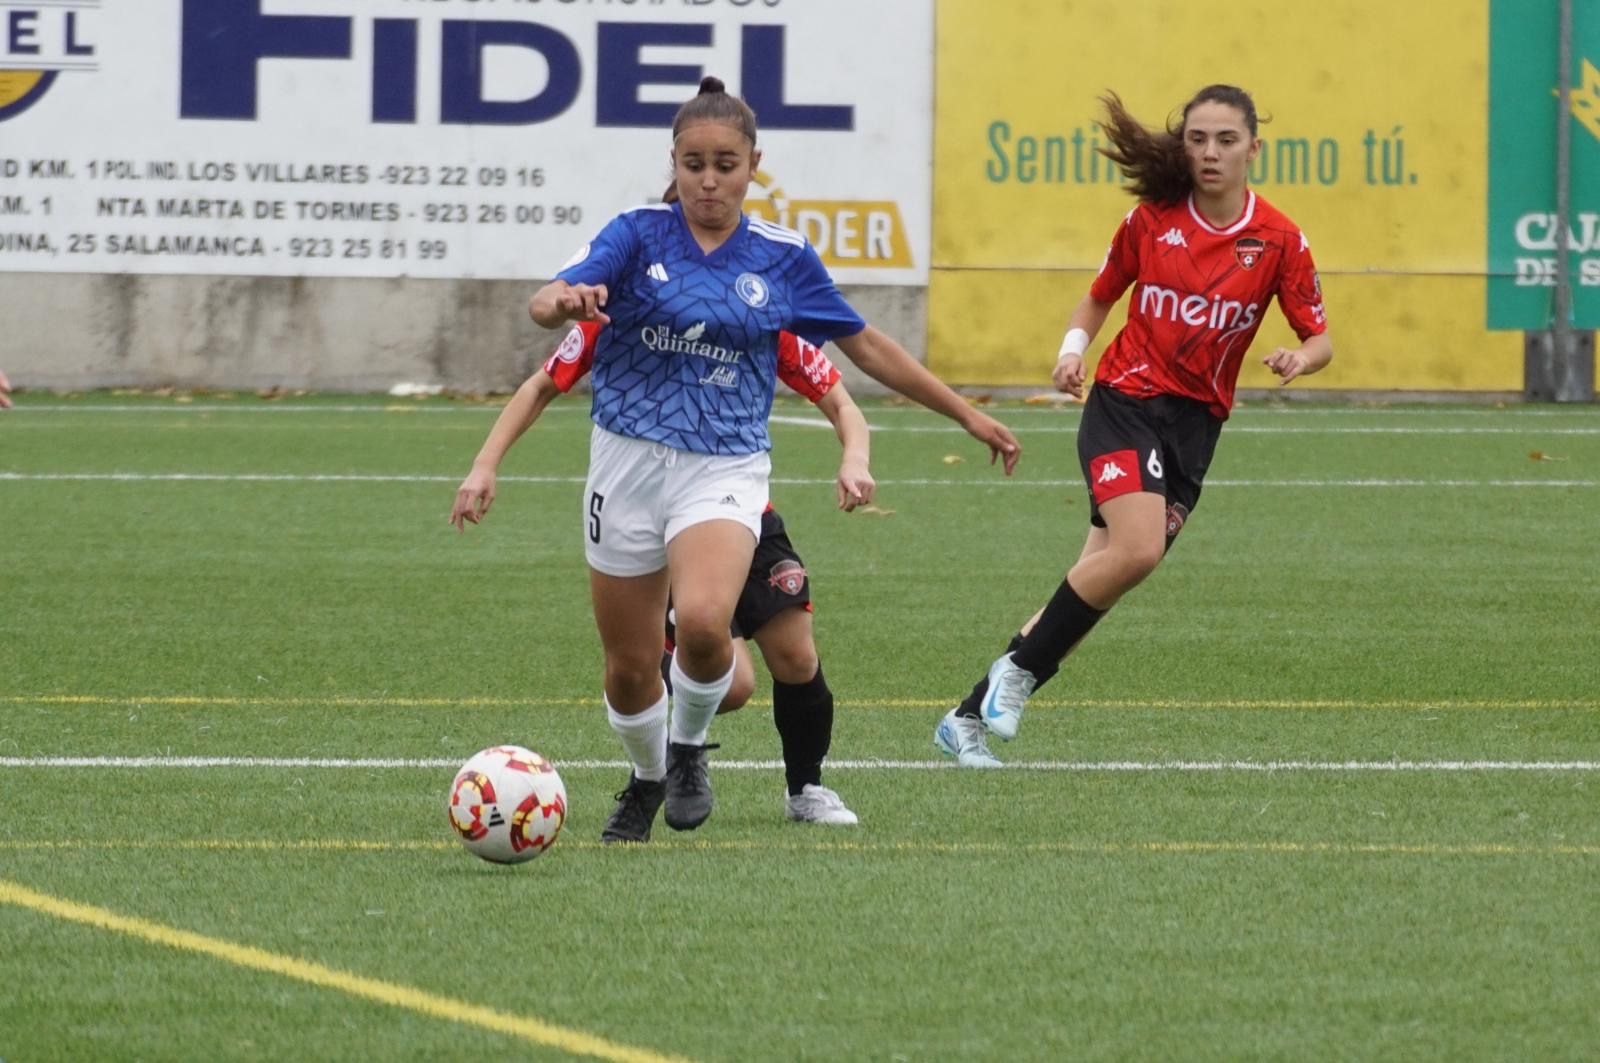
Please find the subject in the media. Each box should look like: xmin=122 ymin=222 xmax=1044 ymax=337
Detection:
xmin=555 ymin=203 xmax=865 ymax=455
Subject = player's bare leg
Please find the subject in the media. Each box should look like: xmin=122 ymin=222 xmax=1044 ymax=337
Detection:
xmin=660 ymin=519 xmax=755 ymax=830
xmin=589 ymin=567 xmax=672 ymax=842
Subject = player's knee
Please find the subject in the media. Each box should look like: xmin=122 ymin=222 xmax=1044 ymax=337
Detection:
xmin=1118 ymin=541 xmax=1165 ymax=584
xmin=719 ymin=668 xmax=757 ymax=713
xmin=604 ymin=653 xmax=664 ymax=705
xmin=763 ymin=642 xmax=819 ymax=686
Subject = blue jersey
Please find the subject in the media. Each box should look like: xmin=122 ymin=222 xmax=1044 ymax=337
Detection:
xmin=555 ymin=202 xmax=865 ymax=455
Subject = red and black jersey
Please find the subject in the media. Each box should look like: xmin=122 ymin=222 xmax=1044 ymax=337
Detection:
xmin=1088 ymin=191 xmax=1327 ymax=418
xmin=542 ymin=319 xmax=842 ymax=401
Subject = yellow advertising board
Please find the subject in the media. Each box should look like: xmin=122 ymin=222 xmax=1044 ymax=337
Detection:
xmin=930 ymin=0 xmax=1520 ymax=391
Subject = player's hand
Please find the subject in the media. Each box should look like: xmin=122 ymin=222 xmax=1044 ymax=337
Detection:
xmin=0 ymin=369 xmax=12 ymax=409
xmin=964 ymin=411 xmax=1021 ymax=476
xmin=1052 ymin=353 xmax=1086 ymax=398
xmin=1263 ymin=347 xmax=1310 ymax=386
xmin=555 ymin=283 xmax=610 ymax=325
xmin=836 ymin=456 xmax=876 ymax=511
xmin=450 ymin=468 xmax=497 ymax=531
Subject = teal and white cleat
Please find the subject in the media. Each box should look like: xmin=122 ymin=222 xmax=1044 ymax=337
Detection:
xmin=977 ymin=653 xmax=1036 ymax=741
xmin=934 ymin=709 xmax=1002 ymax=768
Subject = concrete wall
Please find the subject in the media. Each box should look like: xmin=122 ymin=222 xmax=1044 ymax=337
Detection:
xmin=1 ymin=273 xmax=926 ymax=395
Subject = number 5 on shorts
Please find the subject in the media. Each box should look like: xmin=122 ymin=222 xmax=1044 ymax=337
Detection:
xmin=588 ymin=491 xmax=605 ymax=544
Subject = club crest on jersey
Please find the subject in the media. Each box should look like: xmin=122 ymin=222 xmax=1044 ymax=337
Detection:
xmin=554 ymin=326 xmax=585 ymax=363
xmin=1165 ymin=502 xmax=1190 ymax=539
xmin=734 ymin=273 xmax=770 ymax=308
xmin=768 ymin=559 xmax=806 ymax=595
xmin=1234 ymin=238 xmax=1266 ymax=270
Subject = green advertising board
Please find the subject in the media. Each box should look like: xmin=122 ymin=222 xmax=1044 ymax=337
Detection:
xmin=1488 ymin=0 xmax=1600 ymax=328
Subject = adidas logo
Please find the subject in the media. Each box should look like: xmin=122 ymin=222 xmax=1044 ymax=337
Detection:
xmin=1096 ymin=461 xmax=1127 ymax=484
xmin=647 ymin=262 xmax=669 ymax=282
xmin=719 ymin=494 xmax=739 ymax=506
xmin=1158 ymin=228 xmax=1187 ymax=247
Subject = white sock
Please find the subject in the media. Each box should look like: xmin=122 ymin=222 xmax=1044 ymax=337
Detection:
xmin=668 ymin=653 xmax=734 ymax=747
xmin=607 ymin=691 xmax=667 ymax=782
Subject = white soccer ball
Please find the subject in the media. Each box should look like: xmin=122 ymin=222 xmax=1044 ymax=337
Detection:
xmin=447 ymin=745 xmax=568 ymax=864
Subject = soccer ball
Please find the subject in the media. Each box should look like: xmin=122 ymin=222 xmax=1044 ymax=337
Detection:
xmin=447 ymin=745 xmax=568 ymax=864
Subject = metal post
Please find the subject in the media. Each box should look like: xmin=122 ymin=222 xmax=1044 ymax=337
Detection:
xmin=1549 ymin=0 xmax=1585 ymax=401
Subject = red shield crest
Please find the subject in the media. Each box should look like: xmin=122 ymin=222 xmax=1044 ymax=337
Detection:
xmin=1234 ymin=238 xmax=1266 ymax=270
xmin=768 ymin=560 xmax=806 ymax=595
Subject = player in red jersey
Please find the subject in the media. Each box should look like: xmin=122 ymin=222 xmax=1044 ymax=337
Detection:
xmin=937 ymin=84 xmax=1334 ymax=766
xmin=451 ymin=318 xmax=869 ymax=832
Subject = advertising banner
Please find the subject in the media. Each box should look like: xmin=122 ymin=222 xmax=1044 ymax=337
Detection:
xmin=0 ymin=0 xmax=931 ymax=284
xmin=1487 ymin=0 xmax=1600 ymax=328
xmin=930 ymin=0 xmax=1521 ymax=391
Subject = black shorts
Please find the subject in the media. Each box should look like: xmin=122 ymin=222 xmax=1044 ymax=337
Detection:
xmin=1077 ymin=385 xmax=1223 ymax=544
xmin=732 ymin=507 xmax=812 ymax=638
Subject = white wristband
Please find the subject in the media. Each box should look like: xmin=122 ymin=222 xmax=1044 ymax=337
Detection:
xmin=1058 ymin=328 xmax=1090 ymax=360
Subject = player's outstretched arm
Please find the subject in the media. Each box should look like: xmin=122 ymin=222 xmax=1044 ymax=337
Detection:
xmin=833 ymin=325 xmax=1020 ymax=475
xmin=1262 ymin=332 xmax=1333 ymax=386
xmin=527 ymin=281 xmax=611 ymax=329
xmin=1052 ymin=294 xmax=1116 ymax=398
xmin=814 ymin=381 xmax=874 ymax=511
xmin=450 ymin=369 xmax=563 ymax=531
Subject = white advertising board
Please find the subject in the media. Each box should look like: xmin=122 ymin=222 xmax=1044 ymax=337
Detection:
xmin=0 ymin=0 xmax=931 ymax=283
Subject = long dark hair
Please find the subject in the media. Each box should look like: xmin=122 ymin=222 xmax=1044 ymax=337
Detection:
xmin=1097 ymin=85 xmax=1261 ymax=204
xmin=671 ymin=75 xmax=758 ymax=144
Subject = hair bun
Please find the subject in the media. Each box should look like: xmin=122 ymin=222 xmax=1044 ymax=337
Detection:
xmin=698 ymin=76 xmax=726 ymax=96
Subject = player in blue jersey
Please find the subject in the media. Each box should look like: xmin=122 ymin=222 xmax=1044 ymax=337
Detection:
xmin=526 ymin=76 xmax=1020 ymax=841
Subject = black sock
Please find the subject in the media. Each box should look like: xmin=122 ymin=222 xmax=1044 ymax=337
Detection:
xmin=773 ymin=664 xmax=832 ymax=796
xmin=1011 ymin=579 xmax=1106 ymax=679
xmin=955 ymin=632 xmax=1027 ymax=718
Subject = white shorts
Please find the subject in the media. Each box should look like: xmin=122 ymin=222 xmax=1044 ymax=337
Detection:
xmin=583 ymin=425 xmax=770 ymax=577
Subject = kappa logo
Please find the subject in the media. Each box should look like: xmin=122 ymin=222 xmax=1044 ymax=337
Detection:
xmin=768 ymin=559 xmax=806 ymax=595
xmin=647 ymin=262 xmax=670 ymax=283
xmin=1089 ymin=449 xmax=1141 ymax=504
xmin=1158 ymin=228 xmax=1188 ymax=248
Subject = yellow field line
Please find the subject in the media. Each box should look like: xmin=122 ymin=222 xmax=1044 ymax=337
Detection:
xmin=0 ymin=878 xmax=691 ymax=1063
xmin=8 ymin=695 xmax=1599 ymax=711
xmin=0 ymin=838 xmax=1594 ymax=858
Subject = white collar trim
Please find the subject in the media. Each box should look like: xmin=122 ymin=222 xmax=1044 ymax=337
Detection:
xmin=1187 ymin=190 xmax=1255 ymax=235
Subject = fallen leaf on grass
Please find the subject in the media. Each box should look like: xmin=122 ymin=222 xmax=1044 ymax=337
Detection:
xmin=856 ymin=504 xmax=896 ymax=517
xmin=941 ymin=454 xmax=965 ymax=465
xmin=1528 ymin=450 xmax=1567 ymax=462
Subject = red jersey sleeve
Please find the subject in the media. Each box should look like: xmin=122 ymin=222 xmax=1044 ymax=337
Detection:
xmin=775 ymin=330 xmax=840 ymax=403
xmin=1276 ymin=229 xmax=1327 ymax=340
xmin=540 ymin=320 xmax=600 ymax=392
xmin=1088 ymin=206 xmax=1145 ymax=303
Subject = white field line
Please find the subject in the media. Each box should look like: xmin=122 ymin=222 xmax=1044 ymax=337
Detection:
xmin=12 ymin=694 xmax=1600 ymax=710
xmin=1 ymin=472 xmax=1594 ymax=488
xmin=9 ymin=694 xmax=1598 ymax=711
xmin=11 ymin=405 xmax=1600 ymax=436
xmin=1 ymin=756 xmax=1596 ymax=772
xmin=13 ymin=403 xmax=1600 ymax=418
